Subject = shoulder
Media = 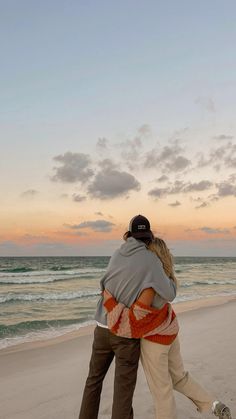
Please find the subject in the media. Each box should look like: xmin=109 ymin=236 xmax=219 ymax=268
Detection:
xmin=108 ymin=249 xmax=119 ymax=262
xmin=145 ymin=248 xmax=162 ymax=264
xmin=141 ymin=249 xmax=163 ymax=272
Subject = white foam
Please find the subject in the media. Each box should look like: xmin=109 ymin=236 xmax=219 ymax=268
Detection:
xmin=0 ymin=289 xmax=101 ymax=303
xmin=0 ymin=320 xmax=96 ymax=350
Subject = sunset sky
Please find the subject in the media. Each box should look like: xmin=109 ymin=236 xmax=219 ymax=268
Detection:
xmin=0 ymin=1 xmax=236 ymax=256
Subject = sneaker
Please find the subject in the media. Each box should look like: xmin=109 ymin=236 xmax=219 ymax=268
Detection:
xmin=212 ymin=401 xmax=232 ymax=419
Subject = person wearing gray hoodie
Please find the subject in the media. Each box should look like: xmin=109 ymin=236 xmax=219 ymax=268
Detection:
xmin=78 ymin=215 xmax=176 ymax=419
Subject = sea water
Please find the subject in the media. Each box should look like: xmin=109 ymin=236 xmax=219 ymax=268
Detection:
xmin=0 ymin=256 xmax=236 ymax=349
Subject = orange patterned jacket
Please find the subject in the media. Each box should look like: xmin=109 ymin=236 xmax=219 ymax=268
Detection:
xmin=103 ymin=290 xmax=179 ymax=345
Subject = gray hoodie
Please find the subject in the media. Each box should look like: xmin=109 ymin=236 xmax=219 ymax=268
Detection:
xmin=95 ymin=237 xmax=176 ymax=325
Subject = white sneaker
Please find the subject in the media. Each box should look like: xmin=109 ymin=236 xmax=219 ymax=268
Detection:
xmin=212 ymin=401 xmax=232 ymax=419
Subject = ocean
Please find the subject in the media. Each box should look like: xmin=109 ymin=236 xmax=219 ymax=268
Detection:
xmin=0 ymin=256 xmax=236 ymax=350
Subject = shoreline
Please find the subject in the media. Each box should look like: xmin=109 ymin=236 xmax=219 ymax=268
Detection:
xmin=1 ymin=293 xmax=236 ymax=355
xmin=0 ymin=296 xmax=235 ymax=419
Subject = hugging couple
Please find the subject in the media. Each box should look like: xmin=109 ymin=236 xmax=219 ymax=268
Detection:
xmin=79 ymin=215 xmax=232 ymax=419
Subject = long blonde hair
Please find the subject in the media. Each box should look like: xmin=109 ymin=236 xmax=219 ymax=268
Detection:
xmin=148 ymin=237 xmax=178 ymax=288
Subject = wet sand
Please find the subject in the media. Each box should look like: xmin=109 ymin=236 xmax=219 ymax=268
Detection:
xmin=0 ymin=295 xmax=235 ymax=419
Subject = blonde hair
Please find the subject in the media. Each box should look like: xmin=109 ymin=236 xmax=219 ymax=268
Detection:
xmin=148 ymin=237 xmax=178 ymax=288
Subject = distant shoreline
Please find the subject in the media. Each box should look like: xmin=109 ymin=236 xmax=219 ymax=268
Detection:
xmin=1 ymin=294 xmax=236 ymax=355
xmin=1 ymin=296 xmax=235 ymax=419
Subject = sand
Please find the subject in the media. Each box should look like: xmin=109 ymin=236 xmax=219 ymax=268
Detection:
xmin=0 ymin=295 xmax=235 ymax=419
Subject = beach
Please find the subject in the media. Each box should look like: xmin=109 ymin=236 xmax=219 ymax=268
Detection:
xmin=0 ymin=295 xmax=235 ymax=419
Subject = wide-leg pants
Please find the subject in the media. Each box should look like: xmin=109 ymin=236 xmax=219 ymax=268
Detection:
xmin=141 ymin=337 xmax=214 ymax=419
xmin=79 ymin=326 xmax=140 ymax=419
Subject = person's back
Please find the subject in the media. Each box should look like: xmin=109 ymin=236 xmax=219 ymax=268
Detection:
xmin=102 ymin=236 xmax=232 ymax=419
xmin=79 ymin=214 xmax=176 ymax=419
xmin=95 ymin=237 xmax=176 ymax=325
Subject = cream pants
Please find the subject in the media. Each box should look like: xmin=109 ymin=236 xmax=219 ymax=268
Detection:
xmin=141 ymin=337 xmax=214 ymax=419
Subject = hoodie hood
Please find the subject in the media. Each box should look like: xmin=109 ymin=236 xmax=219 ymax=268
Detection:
xmin=119 ymin=237 xmax=147 ymax=257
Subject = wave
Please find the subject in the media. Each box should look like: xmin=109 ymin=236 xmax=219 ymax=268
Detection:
xmin=0 ymin=265 xmax=107 ymax=274
xmin=0 ymin=267 xmax=35 ymax=273
xmin=180 ymin=279 xmax=236 ymax=288
xmin=0 ymin=273 xmax=101 ymax=285
xmin=0 ymin=268 xmax=105 ymax=278
xmin=0 ymin=290 xmax=101 ymax=304
xmin=0 ymin=318 xmax=88 ymax=337
xmin=0 ymin=276 xmax=71 ymax=285
xmin=0 ymin=319 xmax=96 ymax=348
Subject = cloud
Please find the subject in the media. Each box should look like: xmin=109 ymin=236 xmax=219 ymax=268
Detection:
xmin=144 ymin=143 xmax=182 ymax=168
xmin=191 ymin=196 xmax=211 ymax=209
xmin=144 ymin=142 xmax=191 ymax=173
xmin=208 ymin=194 xmax=219 ymax=202
xmin=148 ymin=187 xmax=169 ymax=198
xmin=72 ymin=231 xmax=88 ymax=236
xmin=148 ymin=180 xmax=213 ymax=198
xmin=51 ymin=152 xmax=94 ymax=183
xmin=65 ymin=219 xmax=115 ymax=232
xmin=137 ymin=124 xmax=151 ymax=137
xmin=21 ymin=189 xmax=39 ymax=198
xmin=168 ymin=237 xmax=236 ymax=256
xmin=167 ymin=180 xmax=186 ymax=194
xmin=229 ymin=173 xmax=236 ymax=182
xmin=184 ymin=180 xmax=213 ymax=192
xmin=195 ymin=202 xmax=209 ymax=209
xmin=0 ymin=240 xmax=24 ymax=255
xmin=224 ymin=145 xmax=236 ymax=168
xmin=195 ymin=97 xmax=215 ymax=112
xmin=157 ymin=175 xmax=169 ymax=182
xmin=216 ymin=181 xmax=236 ymax=197
xmin=21 ymin=234 xmax=50 ymax=240
xmin=72 ymin=194 xmax=86 ymax=202
xmin=197 ymin=142 xmax=236 ymax=170
xmin=98 ymin=158 xmax=119 ymax=170
xmin=166 ymin=156 xmax=191 ymax=172
xmin=54 ymin=229 xmax=88 ymax=237
xmin=118 ymin=139 xmax=142 ymax=170
xmin=96 ymin=137 xmax=109 ymax=153
xmin=200 ymin=227 xmax=230 ymax=234
xmin=94 ymin=125 xmax=152 ymax=172
xmin=168 ymin=200 xmax=181 ymax=207
xmin=88 ymin=168 xmax=140 ymax=199
xmin=213 ymin=134 xmax=234 ymax=141
xmin=197 ymin=146 xmax=226 ymax=168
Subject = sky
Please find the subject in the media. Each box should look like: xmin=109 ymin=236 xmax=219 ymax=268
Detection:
xmin=0 ymin=0 xmax=236 ymax=256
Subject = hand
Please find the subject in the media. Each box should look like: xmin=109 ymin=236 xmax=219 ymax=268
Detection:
xmin=103 ymin=289 xmax=113 ymax=300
